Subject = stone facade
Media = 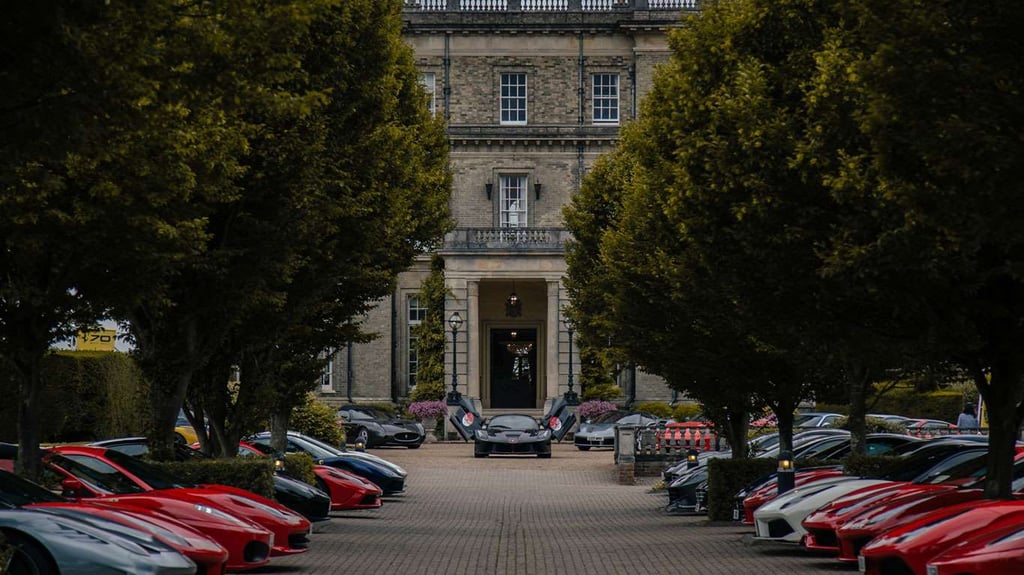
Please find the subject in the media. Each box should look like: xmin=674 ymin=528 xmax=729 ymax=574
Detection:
xmin=318 ymin=0 xmax=697 ymax=410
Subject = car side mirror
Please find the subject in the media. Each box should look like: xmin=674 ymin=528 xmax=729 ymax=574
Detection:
xmin=60 ymin=477 xmax=87 ymax=499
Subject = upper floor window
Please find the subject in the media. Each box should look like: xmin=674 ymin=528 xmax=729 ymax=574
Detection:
xmin=499 ymin=175 xmax=528 ymax=228
xmin=593 ymin=73 xmax=619 ymax=124
xmin=500 ymin=73 xmax=528 ymax=125
xmin=420 ymin=72 xmax=436 ymax=116
xmin=408 ymin=296 xmax=427 ymax=388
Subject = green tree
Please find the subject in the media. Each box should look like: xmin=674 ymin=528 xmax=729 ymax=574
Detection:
xmin=128 ymin=0 xmax=452 ymax=459
xmin=0 ymin=1 xmax=243 ymax=477
xmin=808 ymin=0 xmax=1024 ymax=497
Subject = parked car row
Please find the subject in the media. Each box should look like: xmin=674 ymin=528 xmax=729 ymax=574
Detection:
xmin=0 ymin=429 xmax=408 ymax=574
xmin=671 ymin=434 xmax=1024 ymax=575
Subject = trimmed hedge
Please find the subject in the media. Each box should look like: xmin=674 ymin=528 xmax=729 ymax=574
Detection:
xmin=0 ymin=351 xmax=148 ymax=443
xmin=149 ymin=458 xmax=277 ymax=500
xmin=817 ymin=388 xmax=964 ymax=422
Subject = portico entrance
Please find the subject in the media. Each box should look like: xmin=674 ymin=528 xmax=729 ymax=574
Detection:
xmin=489 ymin=328 xmax=538 ymax=409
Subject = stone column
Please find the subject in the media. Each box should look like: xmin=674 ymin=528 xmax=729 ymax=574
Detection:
xmin=545 ymin=280 xmax=561 ymax=402
xmin=468 ymin=280 xmax=480 ymax=401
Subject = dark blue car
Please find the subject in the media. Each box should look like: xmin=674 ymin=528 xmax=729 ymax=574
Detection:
xmin=248 ymin=431 xmax=407 ymax=495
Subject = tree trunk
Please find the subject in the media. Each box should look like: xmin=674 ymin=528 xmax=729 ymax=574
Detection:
xmin=980 ymin=362 xmax=1024 ymax=499
xmin=15 ymin=352 xmax=42 ymax=481
xmin=846 ymin=362 xmax=868 ymax=456
xmin=270 ymin=410 xmax=289 ymax=454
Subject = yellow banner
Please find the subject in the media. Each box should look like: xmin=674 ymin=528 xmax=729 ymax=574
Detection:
xmin=76 ymin=329 xmax=117 ymax=352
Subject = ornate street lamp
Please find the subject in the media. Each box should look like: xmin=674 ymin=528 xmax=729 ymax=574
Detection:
xmin=447 ymin=311 xmax=463 ymax=405
xmin=562 ymin=314 xmax=579 ymax=405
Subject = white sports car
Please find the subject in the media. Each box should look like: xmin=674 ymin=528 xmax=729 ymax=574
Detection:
xmin=752 ymin=476 xmax=894 ymax=544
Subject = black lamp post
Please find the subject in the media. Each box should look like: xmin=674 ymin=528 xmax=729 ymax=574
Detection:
xmin=446 ymin=311 xmax=463 ymax=405
xmin=562 ymin=315 xmax=579 ymax=405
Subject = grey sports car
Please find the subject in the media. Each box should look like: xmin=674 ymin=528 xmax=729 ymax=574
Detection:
xmin=573 ymin=410 xmax=667 ymax=450
xmin=474 ymin=414 xmax=552 ymax=458
xmin=0 ymin=507 xmax=197 ymax=575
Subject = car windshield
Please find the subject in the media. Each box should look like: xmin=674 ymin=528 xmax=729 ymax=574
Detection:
xmin=252 ymin=434 xmax=338 ymax=459
xmin=0 ymin=469 xmax=64 ymax=506
xmin=45 ymin=453 xmax=149 ymax=494
xmin=590 ymin=411 xmax=630 ymax=424
xmin=794 ymin=413 xmax=825 ymax=426
xmin=345 ymin=410 xmax=380 ymax=422
xmin=486 ymin=415 xmax=539 ymax=431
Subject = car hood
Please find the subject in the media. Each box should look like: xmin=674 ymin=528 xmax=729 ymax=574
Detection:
xmin=575 ymin=423 xmax=616 ymax=435
xmin=171 ymin=485 xmax=310 ymax=529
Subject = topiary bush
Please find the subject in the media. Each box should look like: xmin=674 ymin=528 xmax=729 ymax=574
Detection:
xmin=633 ymin=401 xmax=673 ymax=418
xmin=671 ymin=403 xmax=702 ymax=422
xmin=291 ymin=393 xmax=344 ymax=446
xmin=581 ymin=383 xmax=622 ymax=401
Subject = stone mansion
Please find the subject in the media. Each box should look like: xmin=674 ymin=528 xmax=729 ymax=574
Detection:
xmin=317 ymin=0 xmax=698 ymax=413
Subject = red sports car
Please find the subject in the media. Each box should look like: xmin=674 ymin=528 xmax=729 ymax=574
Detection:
xmin=237 ymin=441 xmax=383 ymax=510
xmin=802 ymin=443 xmax=990 ymax=553
xmin=44 ymin=445 xmax=312 ymax=558
xmin=1 ymin=468 xmax=262 ymax=573
xmin=858 ymin=499 xmax=1024 ymax=575
xmin=834 ymin=449 xmax=1024 ymax=562
xmin=926 ymin=519 xmax=1024 ymax=575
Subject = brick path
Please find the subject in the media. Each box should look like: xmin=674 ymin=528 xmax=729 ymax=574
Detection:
xmin=259 ymin=442 xmax=848 ymax=575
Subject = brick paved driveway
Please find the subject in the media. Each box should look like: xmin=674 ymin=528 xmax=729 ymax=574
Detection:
xmin=260 ymin=442 xmax=850 ymax=575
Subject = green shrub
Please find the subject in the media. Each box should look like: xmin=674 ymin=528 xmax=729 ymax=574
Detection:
xmin=817 ymin=386 xmax=963 ymax=422
xmin=150 ymin=458 xmax=276 ymax=500
xmin=291 ymin=393 xmax=344 ymax=446
xmin=408 ymin=380 xmax=446 ymax=402
xmin=633 ymin=401 xmax=673 ymax=418
xmin=581 ymin=383 xmax=622 ymax=401
xmin=671 ymin=403 xmax=702 ymax=422
xmin=283 ymin=452 xmax=317 ymax=485
xmin=830 ymin=416 xmax=908 ymax=434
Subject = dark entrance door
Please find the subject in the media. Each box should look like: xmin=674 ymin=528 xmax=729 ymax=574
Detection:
xmin=490 ymin=328 xmax=537 ymax=409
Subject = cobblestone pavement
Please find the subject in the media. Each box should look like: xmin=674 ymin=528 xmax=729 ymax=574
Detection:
xmin=258 ymin=442 xmax=851 ymax=575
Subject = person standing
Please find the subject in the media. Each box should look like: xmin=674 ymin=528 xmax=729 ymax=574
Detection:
xmin=957 ymin=403 xmax=979 ymax=431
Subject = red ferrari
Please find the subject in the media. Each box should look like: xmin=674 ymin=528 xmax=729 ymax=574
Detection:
xmin=926 ymin=519 xmax=1024 ymax=575
xmin=802 ymin=444 xmax=991 ymax=554
xmin=834 ymin=449 xmax=1024 ymax=563
xmin=237 ymin=441 xmax=383 ymax=511
xmin=44 ymin=445 xmax=312 ymax=558
xmin=858 ymin=499 xmax=1024 ymax=575
xmin=0 ymin=468 xmax=261 ymax=573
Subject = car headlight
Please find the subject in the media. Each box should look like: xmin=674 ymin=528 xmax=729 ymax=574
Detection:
xmin=537 ymin=429 xmax=551 ymax=439
xmin=193 ymin=503 xmax=249 ymax=526
xmin=475 ymin=430 xmax=488 ymax=440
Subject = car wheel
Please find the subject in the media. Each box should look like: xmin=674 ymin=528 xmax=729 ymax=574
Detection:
xmin=174 ymin=432 xmax=187 ymax=444
xmin=576 ymin=446 xmax=591 ymax=451
xmin=474 ymin=452 xmax=487 ymax=458
xmin=355 ymin=428 xmax=370 ymax=446
xmin=407 ymin=444 xmax=421 ymax=449
xmin=538 ymin=453 xmax=551 ymax=459
xmin=5 ymin=532 xmax=57 ymax=575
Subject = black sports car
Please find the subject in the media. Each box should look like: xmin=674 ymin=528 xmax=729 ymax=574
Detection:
xmin=474 ymin=414 xmax=552 ymax=458
xmin=336 ymin=405 xmax=426 ymax=449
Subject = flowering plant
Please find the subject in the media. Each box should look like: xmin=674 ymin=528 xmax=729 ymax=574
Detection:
xmin=407 ymin=400 xmax=448 ymax=421
xmin=577 ymin=400 xmax=617 ymax=420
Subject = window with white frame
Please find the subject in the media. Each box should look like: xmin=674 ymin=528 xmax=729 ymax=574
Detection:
xmin=419 ymin=72 xmax=436 ymax=116
xmin=593 ymin=73 xmax=619 ymax=124
xmin=319 ymin=353 xmax=334 ymax=392
xmin=499 ymin=175 xmax=528 ymax=228
xmin=500 ymin=73 xmax=527 ymax=125
xmin=408 ymin=296 xmax=427 ymax=388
